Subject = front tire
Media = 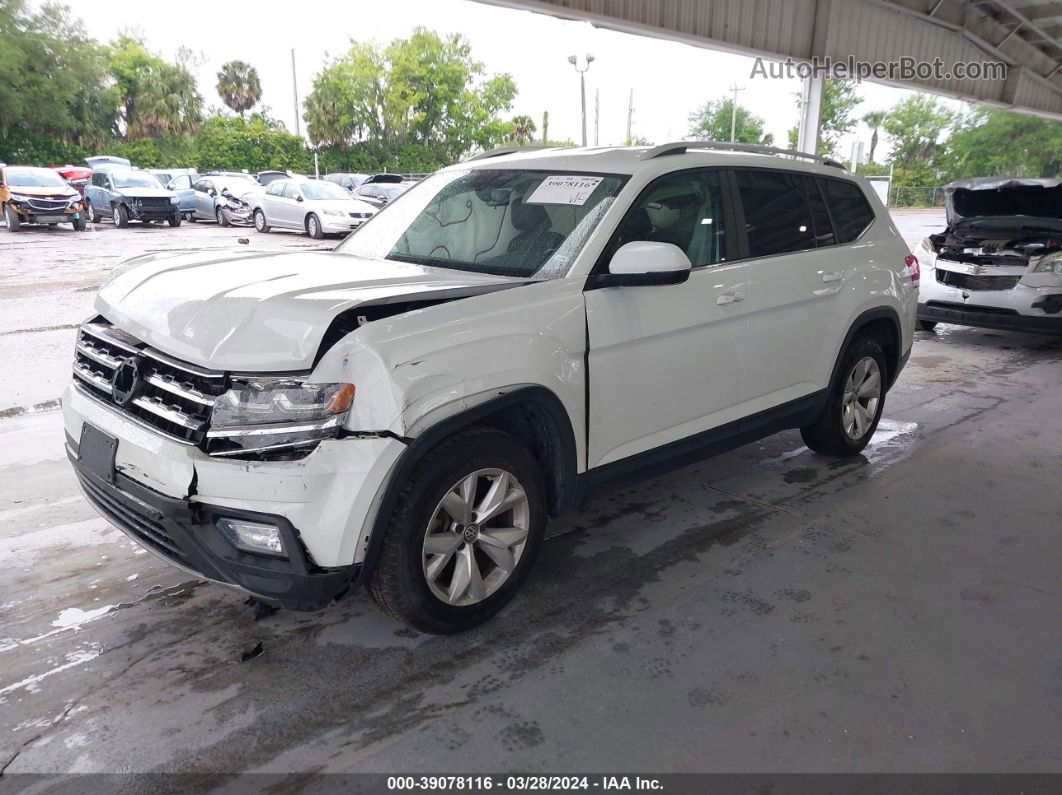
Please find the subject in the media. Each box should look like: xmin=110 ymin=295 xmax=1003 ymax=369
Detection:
xmin=216 ymin=207 xmax=230 ymax=227
xmin=112 ymin=204 xmax=129 ymax=228
xmin=72 ymin=213 xmax=87 ymax=231
xmin=4 ymin=205 xmax=21 ymax=232
xmin=168 ymin=213 xmax=181 ymax=227
xmin=306 ymin=213 xmax=324 ymax=239
xmin=801 ymin=336 xmax=887 ymax=457
xmin=254 ymin=209 xmax=270 ymax=233
xmin=367 ymin=427 xmax=547 ymax=634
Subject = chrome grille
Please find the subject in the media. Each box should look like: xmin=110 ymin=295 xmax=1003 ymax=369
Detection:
xmin=72 ymin=321 xmax=225 ymax=444
xmin=28 ymin=197 xmax=72 ymax=211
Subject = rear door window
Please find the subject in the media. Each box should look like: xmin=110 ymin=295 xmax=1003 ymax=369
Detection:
xmin=733 ymin=169 xmax=817 ymax=257
xmin=819 ymin=178 xmax=875 ymax=243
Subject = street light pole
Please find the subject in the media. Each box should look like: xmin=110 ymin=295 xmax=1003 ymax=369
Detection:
xmin=568 ymin=53 xmax=595 ymax=146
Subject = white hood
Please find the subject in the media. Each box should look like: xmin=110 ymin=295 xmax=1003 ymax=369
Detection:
xmin=95 ymin=249 xmax=524 ymax=371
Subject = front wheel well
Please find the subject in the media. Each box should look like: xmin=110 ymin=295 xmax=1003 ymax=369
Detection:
xmin=473 ymin=400 xmax=577 ymax=516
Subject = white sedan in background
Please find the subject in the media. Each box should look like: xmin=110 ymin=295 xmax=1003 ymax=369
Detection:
xmin=251 ymin=178 xmax=377 ymax=239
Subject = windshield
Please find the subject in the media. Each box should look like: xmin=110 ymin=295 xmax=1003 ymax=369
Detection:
xmin=301 ymin=181 xmax=351 ymax=200
xmin=6 ymin=168 xmax=67 ymax=188
xmin=335 ymin=169 xmax=627 ymax=278
xmin=112 ymin=172 xmax=163 ymax=189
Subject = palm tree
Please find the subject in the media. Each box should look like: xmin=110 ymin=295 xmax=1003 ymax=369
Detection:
xmin=216 ymin=60 xmax=263 ymax=116
xmin=862 ymin=110 xmax=887 ymax=163
xmin=129 ymin=63 xmax=203 ymax=137
xmin=507 ymin=114 xmax=537 ymax=144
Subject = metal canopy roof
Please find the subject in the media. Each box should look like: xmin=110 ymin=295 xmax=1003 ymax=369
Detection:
xmin=473 ymin=0 xmax=1062 ymax=119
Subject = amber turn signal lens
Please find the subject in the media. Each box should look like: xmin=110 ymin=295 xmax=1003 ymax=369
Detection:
xmin=327 ymin=383 xmax=356 ymax=414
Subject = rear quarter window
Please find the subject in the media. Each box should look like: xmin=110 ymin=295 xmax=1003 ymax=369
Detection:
xmin=819 ymin=178 xmax=875 ymax=243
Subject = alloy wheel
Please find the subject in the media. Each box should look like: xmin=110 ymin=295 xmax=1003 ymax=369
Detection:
xmin=842 ymin=356 xmax=881 ymax=440
xmin=421 ymin=468 xmax=530 ymax=606
xmin=308 ymin=217 xmax=318 ymax=236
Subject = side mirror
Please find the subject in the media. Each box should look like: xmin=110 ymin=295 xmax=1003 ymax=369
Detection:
xmin=589 ymin=241 xmax=692 ymax=288
xmin=296 ymin=195 xmax=304 ymax=202
xmin=207 ymin=188 xmax=217 ymax=197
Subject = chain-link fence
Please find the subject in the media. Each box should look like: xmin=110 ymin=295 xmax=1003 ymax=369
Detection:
xmin=888 ymin=186 xmax=946 ymax=208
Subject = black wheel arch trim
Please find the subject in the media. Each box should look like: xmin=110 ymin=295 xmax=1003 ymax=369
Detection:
xmin=832 ymin=306 xmax=905 ymax=390
xmin=353 ymin=386 xmax=579 ymax=587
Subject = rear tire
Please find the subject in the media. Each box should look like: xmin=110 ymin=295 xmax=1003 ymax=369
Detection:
xmin=367 ymin=426 xmax=547 ymax=634
xmin=254 ymin=209 xmax=270 ymax=233
xmin=112 ymin=204 xmax=129 ymax=228
xmin=89 ymin=203 xmax=103 ymax=224
xmin=916 ymin=319 xmax=938 ymax=332
xmin=800 ymin=336 xmax=887 ymax=457
xmin=306 ymin=213 xmax=324 ymax=239
xmin=4 ymin=205 xmax=21 ymax=232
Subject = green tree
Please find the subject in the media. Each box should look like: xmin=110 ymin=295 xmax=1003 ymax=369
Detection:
xmin=216 ymin=60 xmax=262 ymax=116
xmin=862 ymin=110 xmax=887 ymax=163
xmin=0 ymin=0 xmax=117 ymax=156
xmin=108 ymin=35 xmax=202 ymax=138
xmin=507 ymin=114 xmax=537 ymax=144
xmin=785 ymin=78 xmax=862 ymax=155
xmin=883 ymin=94 xmax=956 ymax=169
xmin=818 ymin=79 xmax=861 ymax=156
xmin=941 ymin=106 xmax=1062 ymax=180
xmin=304 ymin=28 xmax=517 ymax=162
xmin=193 ymin=114 xmax=312 ymax=173
xmin=689 ymin=97 xmax=773 ymax=145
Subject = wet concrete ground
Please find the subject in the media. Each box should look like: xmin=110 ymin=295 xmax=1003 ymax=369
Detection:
xmin=1 ymin=210 xmax=1060 ymax=778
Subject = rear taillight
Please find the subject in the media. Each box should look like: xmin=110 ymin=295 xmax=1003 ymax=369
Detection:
xmin=905 ymin=254 xmax=920 ymax=287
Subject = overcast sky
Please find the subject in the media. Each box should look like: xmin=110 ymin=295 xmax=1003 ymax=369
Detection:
xmin=72 ymin=0 xmax=964 ymax=160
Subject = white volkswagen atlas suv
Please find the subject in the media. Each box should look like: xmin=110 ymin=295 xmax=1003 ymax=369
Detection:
xmin=64 ymin=142 xmax=917 ymax=633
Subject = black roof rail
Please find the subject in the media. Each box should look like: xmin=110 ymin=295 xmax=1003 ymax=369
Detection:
xmin=464 ymin=146 xmax=553 ymax=162
xmin=640 ymin=140 xmax=846 ymax=170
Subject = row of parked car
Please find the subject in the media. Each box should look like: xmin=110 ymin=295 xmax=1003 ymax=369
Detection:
xmin=0 ymin=156 xmax=415 ymax=239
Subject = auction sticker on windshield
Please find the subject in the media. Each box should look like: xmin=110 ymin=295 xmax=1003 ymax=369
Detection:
xmin=526 ymin=175 xmax=604 ymax=205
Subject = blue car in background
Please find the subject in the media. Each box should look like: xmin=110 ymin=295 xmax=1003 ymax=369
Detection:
xmin=85 ymin=169 xmax=181 ymax=227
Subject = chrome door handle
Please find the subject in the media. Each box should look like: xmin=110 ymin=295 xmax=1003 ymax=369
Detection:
xmin=716 ymin=291 xmax=746 ymax=305
xmin=822 ymin=272 xmax=843 ymax=283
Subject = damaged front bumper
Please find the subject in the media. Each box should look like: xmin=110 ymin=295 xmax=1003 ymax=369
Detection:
xmin=918 ymin=259 xmax=1062 ymax=335
xmin=220 ymin=205 xmax=253 ymax=226
xmin=62 ymin=382 xmax=406 ymax=609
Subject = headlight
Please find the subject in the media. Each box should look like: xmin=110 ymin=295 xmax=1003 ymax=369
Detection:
xmin=917 ymin=237 xmax=937 ymax=269
xmin=322 ymin=208 xmax=345 ymax=217
xmin=7 ymin=193 xmax=31 ymax=203
xmin=1033 ymin=252 xmax=1062 ymax=275
xmin=206 ymin=380 xmax=356 ymax=459
xmin=212 ymin=380 xmax=355 ymax=427
xmin=169 ymin=196 xmax=179 ymax=204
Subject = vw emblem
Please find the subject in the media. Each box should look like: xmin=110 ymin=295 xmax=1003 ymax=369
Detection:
xmin=111 ymin=357 xmax=143 ymax=406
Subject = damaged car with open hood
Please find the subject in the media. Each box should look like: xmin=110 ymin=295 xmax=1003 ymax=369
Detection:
xmin=64 ymin=144 xmax=916 ymax=633
xmin=914 ymin=177 xmax=1062 ymax=334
